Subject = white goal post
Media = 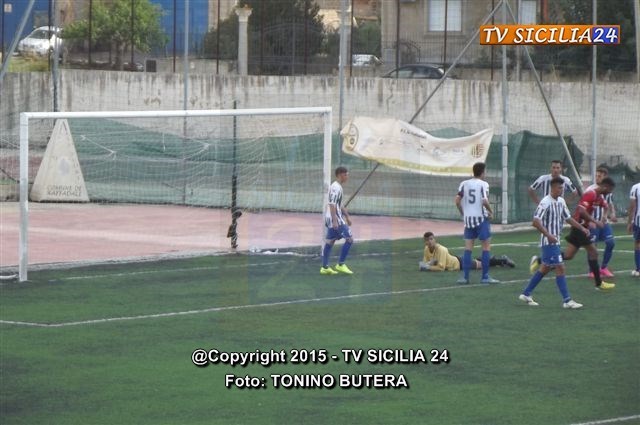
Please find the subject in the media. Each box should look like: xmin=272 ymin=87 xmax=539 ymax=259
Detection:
xmin=18 ymin=107 xmax=333 ymax=282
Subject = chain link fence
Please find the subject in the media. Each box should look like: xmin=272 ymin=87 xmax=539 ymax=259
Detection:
xmin=1 ymin=0 xmax=639 ymax=221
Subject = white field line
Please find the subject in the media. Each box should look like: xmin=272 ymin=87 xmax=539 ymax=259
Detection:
xmin=568 ymin=414 xmax=640 ymax=425
xmin=2 ymin=240 xmax=634 ymax=284
xmin=1 ymin=269 xmax=635 ymax=328
xmin=0 ymin=237 xmax=634 ymax=277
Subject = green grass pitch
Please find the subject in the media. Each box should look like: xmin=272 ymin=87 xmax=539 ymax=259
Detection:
xmin=1 ymin=226 xmax=639 ymax=425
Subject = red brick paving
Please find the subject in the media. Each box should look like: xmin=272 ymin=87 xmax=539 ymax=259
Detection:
xmin=0 ymin=202 xmax=483 ymax=268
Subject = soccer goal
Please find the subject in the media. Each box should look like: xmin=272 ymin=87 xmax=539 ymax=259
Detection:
xmin=16 ymin=107 xmax=333 ymax=282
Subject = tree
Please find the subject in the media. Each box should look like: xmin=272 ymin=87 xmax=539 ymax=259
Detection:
xmin=322 ymin=20 xmax=382 ymax=65
xmin=533 ymin=0 xmax=637 ymax=74
xmin=352 ymin=21 xmax=381 ymax=57
xmin=63 ymin=0 xmax=166 ymax=70
xmin=203 ymin=11 xmax=239 ymax=60
xmin=204 ymin=0 xmax=325 ymax=75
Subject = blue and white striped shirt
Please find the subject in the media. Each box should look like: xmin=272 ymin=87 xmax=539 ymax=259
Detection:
xmin=325 ymin=181 xmax=346 ymax=227
xmin=586 ymin=183 xmax=613 ymax=221
xmin=630 ymin=183 xmax=640 ymax=227
xmin=457 ymin=178 xmax=489 ymax=229
xmin=533 ymin=194 xmax=572 ymax=246
xmin=530 ymin=174 xmax=576 ymax=198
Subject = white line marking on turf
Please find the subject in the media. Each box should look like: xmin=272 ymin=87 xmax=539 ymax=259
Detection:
xmin=2 ymin=270 xmax=634 ymax=328
xmin=0 ymin=242 xmax=546 ymax=284
xmin=0 ymin=284 xmax=476 ymax=327
xmin=569 ymin=414 xmax=640 ymax=425
xmin=2 ymin=240 xmax=634 ymax=285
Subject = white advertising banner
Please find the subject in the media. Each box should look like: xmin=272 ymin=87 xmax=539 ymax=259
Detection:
xmin=341 ymin=117 xmax=493 ymax=176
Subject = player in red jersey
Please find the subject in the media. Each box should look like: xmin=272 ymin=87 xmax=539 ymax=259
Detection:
xmin=529 ymin=177 xmax=616 ymax=290
xmin=563 ymin=177 xmax=616 ymax=290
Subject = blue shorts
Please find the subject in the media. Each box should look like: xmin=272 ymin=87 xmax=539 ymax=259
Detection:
xmin=463 ymin=220 xmax=491 ymax=241
xmin=590 ymin=223 xmax=614 ymax=243
xmin=541 ymin=245 xmax=564 ymax=266
xmin=634 ymin=224 xmax=640 ymax=242
xmin=325 ymin=224 xmax=353 ymax=241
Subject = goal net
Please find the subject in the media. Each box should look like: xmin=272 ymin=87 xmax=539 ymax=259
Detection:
xmin=15 ymin=107 xmax=332 ymax=281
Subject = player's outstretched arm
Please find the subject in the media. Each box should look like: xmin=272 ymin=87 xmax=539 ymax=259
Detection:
xmin=527 ymin=186 xmax=539 ymax=204
xmin=577 ymin=204 xmax=600 ymax=228
xmin=566 ymin=217 xmax=589 ymax=236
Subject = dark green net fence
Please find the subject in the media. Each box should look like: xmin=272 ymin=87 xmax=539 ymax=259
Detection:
xmin=22 ymin=118 xmax=636 ymax=224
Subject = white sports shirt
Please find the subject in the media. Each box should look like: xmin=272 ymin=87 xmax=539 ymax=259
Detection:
xmin=533 ymin=194 xmax=572 ymax=246
xmin=530 ymin=174 xmax=576 ymax=197
xmin=325 ymin=181 xmax=346 ymax=227
xmin=630 ymin=183 xmax=640 ymax=227
xmin=457 ymin=177 xmax=489 ymax=228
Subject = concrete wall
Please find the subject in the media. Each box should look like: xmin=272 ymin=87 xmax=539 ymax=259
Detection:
xmin=2 ymin=69 xmax=638 ymax=170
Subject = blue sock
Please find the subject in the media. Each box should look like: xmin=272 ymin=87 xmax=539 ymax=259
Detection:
xmin=602 ymin=240 xmax=614 ymax=268
xmin=635 ymin=249 xmax=640 ymax=271
xmin=555 ymin=275 xmax=571 ymax=302
xmin=481 ymin=250 xmax=490 ymax=279
xmin=322 ymin=243 xmax=332 ymax=268
xmin=523 ymin=271 xmax=544 ymax=295
xmin=462 ymin=250 xmax=472 ymax=280
xmin=339 ymin=240 xmax=352 ymax=264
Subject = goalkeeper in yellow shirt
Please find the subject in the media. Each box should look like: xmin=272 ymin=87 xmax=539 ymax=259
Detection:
xmin=419 ymin=232 xmax=515 ymax=271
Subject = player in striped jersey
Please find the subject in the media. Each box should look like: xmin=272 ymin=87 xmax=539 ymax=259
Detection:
xmin=627 ymin=182 xmax=640 ymax=277
xmin=585 ymin=167 xmax=617 ymax=277
xmin=320 ymin=166 xmax=354 ymax=275
xmin=519 ymin=177 xmax=587 ymax=308
xmin=454 ymin=162 xmax=498 ymax=284
xmin=527 ymin=160 xmax=578 ymax=205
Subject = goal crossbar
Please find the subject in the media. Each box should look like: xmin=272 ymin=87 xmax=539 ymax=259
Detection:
xmin=18 ymin=107 xmax=333 ymax=282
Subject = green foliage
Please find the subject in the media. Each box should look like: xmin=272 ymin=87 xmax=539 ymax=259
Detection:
xmin=203 ymin=11 xmax=239 ymax=59
xmin=320 ymin=19 xmax=381 ymax=66
xmin=533 ymin=0 xmax=637 ymax=73
xmin=6 ymin=56 xmax=50 ymax=72
xmin=351 ymin=20 xmax=381 ymax=56
xmin=596 ymin=0 xmax=637 ymax=71
xmin=321 ymin=30 xmax=340 ymax=59
xmin=204 ymin=0 xmax=325 ymax=74
xmin=62 ymin=0 xmax=166 ymax=69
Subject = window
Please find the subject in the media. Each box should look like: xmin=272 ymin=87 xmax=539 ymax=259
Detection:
xmin=520 ymin=0 xmax=537 ymax=24
xmin=428 ymin=0 xmax=462 ymax=32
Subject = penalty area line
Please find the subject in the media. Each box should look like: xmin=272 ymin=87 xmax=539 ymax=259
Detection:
xmin=569 ymin=414 xmax=640 ymax=425
xmin=0 ymin=284 xmax=476 ymax=328
xmin=2 ymin=242 xmax=540 ymax=284
xmin=3 ymin=270 xmax=633 ymax=329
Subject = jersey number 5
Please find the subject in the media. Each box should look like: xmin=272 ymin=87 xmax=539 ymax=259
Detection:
xmin=468 ymin=189 xmax=476 ymax=204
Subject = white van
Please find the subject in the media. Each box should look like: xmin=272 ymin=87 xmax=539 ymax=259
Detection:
xmin=352 ymin=54 xmax=382 ymax=67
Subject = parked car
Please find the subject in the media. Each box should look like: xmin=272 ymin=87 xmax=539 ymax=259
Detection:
xmin=382 ymin=64 xmax=447 ymax=79
xmin=17 ymin=26 xmax=63 ymax=57
xmin=352 ymin=54 xmax=382 ymax=67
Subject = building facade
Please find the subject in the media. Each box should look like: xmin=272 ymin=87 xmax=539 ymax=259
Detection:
xmin=380 ymin=0 xmax=540 ymax=66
